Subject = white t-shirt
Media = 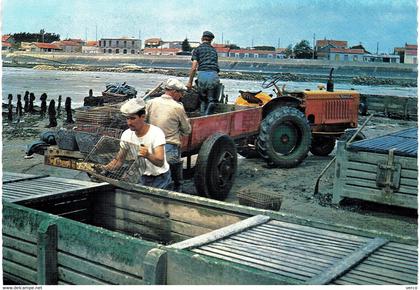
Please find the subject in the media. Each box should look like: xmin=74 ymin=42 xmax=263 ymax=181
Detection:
xmin=120 ymin=124 xmax=170 ymax=176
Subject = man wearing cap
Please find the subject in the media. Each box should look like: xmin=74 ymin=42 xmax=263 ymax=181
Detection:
xmin=146 ymin=78 xmax=191 ymax=191
xmin=104 ymin=97 xmax=172 ymax=189
xmin=187 ymin=30 xmax=220 ymax=115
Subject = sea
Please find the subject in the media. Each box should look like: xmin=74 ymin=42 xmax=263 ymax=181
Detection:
xmin=2 ymin=67 xmax=417 ymax=108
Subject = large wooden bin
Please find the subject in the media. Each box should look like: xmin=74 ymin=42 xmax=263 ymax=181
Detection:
xmin=3 ymin=172 xmax=418 ymax=285
xmin=333 ymin=128 xmax=418 ymax=209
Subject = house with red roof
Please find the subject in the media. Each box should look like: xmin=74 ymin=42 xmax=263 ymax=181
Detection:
xmin=2 ymin=34 xmax=15 ymax=51
xmin=52 ymin=40 xmax=82 ymax=53
xmin=27 ymin=42 xmax=62 ymax=52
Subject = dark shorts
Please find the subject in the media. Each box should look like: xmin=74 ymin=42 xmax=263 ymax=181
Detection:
xmin=140 ymin=170 xmax=172 ymax=189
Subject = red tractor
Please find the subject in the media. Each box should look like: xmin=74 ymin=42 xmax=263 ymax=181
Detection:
xmin=237 ymin=68 xmax=362 ymax=168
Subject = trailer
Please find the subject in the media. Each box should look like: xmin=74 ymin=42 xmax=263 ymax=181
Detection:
xmin=3 ymin=172 xmax=418 ymax=285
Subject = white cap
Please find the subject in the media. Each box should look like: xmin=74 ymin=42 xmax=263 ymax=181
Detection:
xmin=164 ymin=78 xmax=187 ymax=91
xmin=120 ymin=98 xmax=146 ymax=116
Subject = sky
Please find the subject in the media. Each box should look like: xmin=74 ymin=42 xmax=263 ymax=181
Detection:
xmin=1 ymin=0 xmax=418 ymax=53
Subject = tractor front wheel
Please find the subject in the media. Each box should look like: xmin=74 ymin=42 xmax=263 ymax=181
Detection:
xmin=257 ymin=107 xmax=311 ymax=168
xmin=194 ymin=133 xmax=237 ymax=200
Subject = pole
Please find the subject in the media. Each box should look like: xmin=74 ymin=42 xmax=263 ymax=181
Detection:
xmin=313 ymin=33 xmax=316 ymax=59
xmin=95 ymin=25 xmax=98 ymax=42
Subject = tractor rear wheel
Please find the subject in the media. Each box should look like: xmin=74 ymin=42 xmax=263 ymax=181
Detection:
xmin=257 ymin=107 xmax=311 ymax=168
xmin=310 ymin=136 xmax=336 ymax=156
xmin=194 ymin=133 xmax=237 ymax=200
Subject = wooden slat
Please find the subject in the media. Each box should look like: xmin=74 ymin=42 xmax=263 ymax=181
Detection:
xmin=58 ymin=252 xmax=144 ymax=285
xmin=210 ymin=241 xmax=328 ymax=273
xmin=193 ymin=247 xmax=309 ymax=281
xmin=352 ymin=264 xmax=417 ymax=283
xmin=267 ymin=219 xmax=370 ymax=243
xmin=57 ymin=219 xmax=155 ymax=278
xmin=237 ymin=231 xmax=355 ymax=257
xmin=256 ymin=225 xmax=363 ymax=248
xmin=37 ymin=220 xmax=58 ymax=284
xmin=341 ymin=185 xmax=418 ymax=208
xmin=3 ymin=259 xmax=37 ymax=283
xmin=3 ymin=248 xmax=37 ymax=270
xmin=3 ymin=235 xmax=37 ymax=256
xmin=231 ymin=235 xmax=346 ymax=259
xmin=218 ymin=238 xmax=336 ymax=266
xmin=94 ymin=204 xmax=214 ymax=239
xmin=99 ymin=190 xmax=244 ymax=230
xmin=58 ymin=267 xmax=109 ymax=285
xmin=3 ymin=271 xmax=35 ymax=285
xmin=169 ymin=215 xmax=270 ymax=250
xmin=363 ymin=259 xmax=418 ymax=274
xmin=345 ymin=179 xmax=418 ymax=195
xmin=250 ymin=227 xmax=360 ymax=251
xmin=306 ymin=237 xmax=388 ymax=285
xmin=347 ymin=151 xmax=417 ymax=169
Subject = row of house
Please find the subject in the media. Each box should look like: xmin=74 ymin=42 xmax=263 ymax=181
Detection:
xmin=2 ymin=34 xmax=417 ymax=64
xmin=315 ymin=39 xmax=417 ymax=64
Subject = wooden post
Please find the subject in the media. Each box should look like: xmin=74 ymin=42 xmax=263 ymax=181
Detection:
xmin=143 ymin=248 xmax=167 ymax=285
xmin=37 ymin=220 xmax=58 ymax=285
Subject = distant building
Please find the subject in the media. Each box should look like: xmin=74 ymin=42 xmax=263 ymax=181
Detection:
xmin=316 ymin=39 xmax=348 ymax=59
xmin=144 ymin=38 xmax=162 ymax=48
xmin=142 ymin=47 xmax=181 ymax=56
xmin=52 ymin=40 xmax=82 ymax=53
xmin=82 ymin=41 xmax=99 ymax=54
xmin=99 ymin=37 xmax=141 ymax=54
xmin=362 ymin=53 xmax=400 ymax=63
xmin=404 ymin=44 xmax=417 ymax=64
xmin=326 ymin=48 xmax=366 ymax=62
xmin=26 ymin=42 xmax=62 ymax=52
xmin=2 ymin=35 xmax=15 ymax=51
xmin=228 ymin=49 xmax=277 ymax=59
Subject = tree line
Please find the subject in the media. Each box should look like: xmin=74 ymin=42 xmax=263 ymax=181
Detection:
xmin=10 ymin=30 xmax=61 ymax=44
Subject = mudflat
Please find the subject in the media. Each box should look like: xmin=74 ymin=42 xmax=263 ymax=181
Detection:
xmin=2 ymin=113 xmax=417 ymax=240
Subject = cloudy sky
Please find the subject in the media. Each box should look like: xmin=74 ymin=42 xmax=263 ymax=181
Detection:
xmin=2 ymin=0 xmax=417 ymax=53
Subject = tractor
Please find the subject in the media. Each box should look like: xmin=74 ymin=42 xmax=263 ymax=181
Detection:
xmin=236 ymin=68 xmax=363 ymax=168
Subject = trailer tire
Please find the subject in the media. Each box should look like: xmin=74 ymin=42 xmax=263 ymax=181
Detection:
xmin=194 ymin=133 xmax=237 ymax=200
xmin=310 ymin=136 xmax=336 ymax=156
xmin=257 ymin=107 xmax=311 ymax=168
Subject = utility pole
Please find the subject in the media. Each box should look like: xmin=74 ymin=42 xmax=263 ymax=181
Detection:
xmin=221 ymin=32 xmax=224 ymax=45
xmin=95 ymin=24 xmax=98 ymax=42
xmin=312 ymin=33 xmax=316 ymax=59
xmin=85 ymin=27 xmax=88 ymax=42
xmin=252 ymin=38 xmax=254 ymax=49
xmin=376 ymin=42 xmax=379 ymax=55
xmin=277 ymin=38 xmax=280 ymax=49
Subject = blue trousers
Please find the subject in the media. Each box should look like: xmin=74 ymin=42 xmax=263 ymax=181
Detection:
xmin=140 ymin=170 xmax=172 ymax=189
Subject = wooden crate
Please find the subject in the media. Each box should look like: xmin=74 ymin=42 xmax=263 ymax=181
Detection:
xmin=3 ymin=172 xmax=418 ymax=285
xmin=332 ymin=128 xmax=418 ymax=209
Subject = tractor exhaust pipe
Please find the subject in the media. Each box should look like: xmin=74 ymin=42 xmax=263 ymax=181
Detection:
xmin=327 ymin=68 xmax=334 ymax=92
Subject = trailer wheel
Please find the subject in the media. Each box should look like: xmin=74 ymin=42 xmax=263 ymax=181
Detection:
xmin=194 ymin=133 xmax=237 ymax=200
xmin=310 ymin=136 xmax=336 ymax=156
xmin=257 ymin=107 xmax=311 ymax=168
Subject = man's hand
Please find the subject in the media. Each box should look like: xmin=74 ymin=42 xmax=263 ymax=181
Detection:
xmin=139 ymin=144 xmax=149 ymax=159
xmin=186 ymin=81 xmax=193 ymax=90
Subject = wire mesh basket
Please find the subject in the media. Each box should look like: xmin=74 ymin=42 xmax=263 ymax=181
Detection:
xmin=75 ymin=104 xmax=126 ymax=129
xmin=84 ymin=136 xmax=147 ymax=183
xmin=236 ymin=190 xmax=282 ymax=211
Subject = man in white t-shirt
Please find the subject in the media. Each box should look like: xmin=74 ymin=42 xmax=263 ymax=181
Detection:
xmin=104 ymin=97 xmax=171 ymax=189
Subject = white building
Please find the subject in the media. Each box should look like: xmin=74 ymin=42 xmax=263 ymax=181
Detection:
xmin=99 ymin=37 xmax=141 ymax=54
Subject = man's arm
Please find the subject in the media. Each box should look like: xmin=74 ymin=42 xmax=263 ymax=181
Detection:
xmin=139 ymin=144 xmax=165 ymax=167
xmin=187 ymin=60 xmax=198 ymax=90
xmin=103 ymin=149 xmax=127 ymax=171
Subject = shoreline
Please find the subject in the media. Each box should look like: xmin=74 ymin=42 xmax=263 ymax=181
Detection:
xmin=3 ymin=51 xmax=417 ymax=87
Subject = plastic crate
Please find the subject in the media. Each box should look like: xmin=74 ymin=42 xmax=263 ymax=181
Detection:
xmin=237 ymin=191 xmax=282 ymax=211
